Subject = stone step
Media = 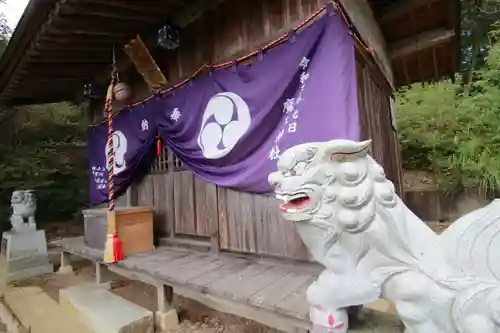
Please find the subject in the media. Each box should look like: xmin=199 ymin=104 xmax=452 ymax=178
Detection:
xmin=59 ymin=283 xmax=154 ymax=333
xmin=4 ymin=286 xmax=92 ymax=333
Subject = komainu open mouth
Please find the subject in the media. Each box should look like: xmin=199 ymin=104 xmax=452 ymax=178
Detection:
xmin=276 ymin=193 xmax=311 ymax=213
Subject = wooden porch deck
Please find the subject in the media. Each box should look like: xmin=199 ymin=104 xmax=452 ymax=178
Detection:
xmin=51 ymin=237 xmax=321 ymax=332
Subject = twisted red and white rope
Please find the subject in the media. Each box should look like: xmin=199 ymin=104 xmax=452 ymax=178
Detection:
xmin=106 ymin=76 xmax=117 ymax=212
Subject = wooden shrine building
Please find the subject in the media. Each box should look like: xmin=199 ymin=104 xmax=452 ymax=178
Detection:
xmin=0 ymin=0 xmax=460 ymax=332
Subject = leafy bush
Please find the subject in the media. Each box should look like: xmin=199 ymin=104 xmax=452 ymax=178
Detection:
xmin=397 ymin=37 xmax=500 ymax=194
xmin=0 ymin=103 xmax=89 ymax=227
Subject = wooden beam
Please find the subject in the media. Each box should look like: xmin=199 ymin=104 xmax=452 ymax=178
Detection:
xmin=28 ymin=56 xmax=110 ymax=64
xmin=33 ymin=43 xmax=114 ymax=53
xmin=39 ymin=35 xmax=129 ymax=45
xmin=80 ymin=0 xmax=172 ymax=16
xmin=379 ymin=0 xmax=441 ymax=23
xmin=389 ymin=28 xmax=455 ymax=60
xmin=29 ymin=49 xmax=111 ymax=59
xmin=51 ymin=15 xmax=148 ymax=33
xmin=58 ymin=6 xmax=156 ymax=24
xmin=173 ymin=0 xmax=226 ymax=28
xmin=18 ymin=63 xmax=108 ymax=76
xmin=26 ymin=59 xmax=111 ymax=65
xmin=14 ymin=74 xmax=92 ymax=82
xmin=6 ymin=78 xmax=81 ymax=89
xmin=14 ymin=79 xmax=85 ymax=89
xmin=45 ymin=26 xmax=133 ymax=39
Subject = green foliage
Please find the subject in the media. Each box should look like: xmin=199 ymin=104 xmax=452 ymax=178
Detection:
xmin=397 ymin=27 xmax=500 ymax=194
xmin=0 ymin=0 xmax=10 ymax=55
xmin=0 ymin=103 xmax=89 ymax=227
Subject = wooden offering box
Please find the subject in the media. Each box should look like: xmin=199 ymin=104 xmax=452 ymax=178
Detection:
xmin=82 ymin=206 xmax=154 ymax=256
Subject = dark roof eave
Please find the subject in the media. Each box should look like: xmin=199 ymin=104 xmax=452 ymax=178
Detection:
xmin=0 ymin=0 xmax=57 ymax=106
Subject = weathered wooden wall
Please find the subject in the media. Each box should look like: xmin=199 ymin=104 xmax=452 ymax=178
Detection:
xmin=356 ymin=50 xmax=403 ymax=195
xmin=129 ymin=0 xmax=391 ymax=100
xmin=127 ymin=0 xmax=401 ymax=261
xmin=136 ymin=149 xmax=311 ymax=259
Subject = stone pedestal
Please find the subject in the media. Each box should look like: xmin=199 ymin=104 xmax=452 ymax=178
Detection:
xmin=0 ymin=230 xmax=53 ymax=283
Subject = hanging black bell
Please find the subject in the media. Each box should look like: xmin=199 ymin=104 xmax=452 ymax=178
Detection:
xmin=157 ymin=24 xmax=180 ymax=50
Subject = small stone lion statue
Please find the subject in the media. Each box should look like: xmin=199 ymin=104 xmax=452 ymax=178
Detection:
xmin=10 ymin=190 xmax=37 ymax=232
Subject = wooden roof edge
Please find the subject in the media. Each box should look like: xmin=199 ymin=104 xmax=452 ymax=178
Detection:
xmin=1 ymin=0 xmax=461 ymax=104
xmin=0 ymin=0 xmax=227 ymax=106
xmin=386 ymin=0 xmax=462 ymax=81
xmin=0 ymin=0 xmax=58 ymax=104
xmin=377 ymin=0 xmax=442 ymax=23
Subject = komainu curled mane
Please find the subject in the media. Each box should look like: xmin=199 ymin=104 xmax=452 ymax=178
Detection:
xmin=268 ymin=139 xmax=500 ymax=333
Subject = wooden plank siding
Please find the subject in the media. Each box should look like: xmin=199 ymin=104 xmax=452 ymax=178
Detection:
xmin=155 ymin=0 xmax=327 ymax=87
xmin=356 ymin=50 xmax=404 ymax=196
xmin=140 ymin=168 xmax=311 ymax=260
xmin=131 ymin=0 xmax=402 ymax=260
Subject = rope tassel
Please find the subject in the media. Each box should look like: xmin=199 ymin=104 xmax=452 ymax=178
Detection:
xmin=103 ymin=74 xmax=125 ymax=264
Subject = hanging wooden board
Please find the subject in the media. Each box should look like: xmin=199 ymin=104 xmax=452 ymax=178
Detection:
xmin=124 ymin=35 xmax=168 ymax=91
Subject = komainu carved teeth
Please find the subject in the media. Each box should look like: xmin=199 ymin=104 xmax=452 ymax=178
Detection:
xmin=290 ymin=193 xmax=308 ymax=201
xmin=275 ymin=194 xmax=291 ymax=203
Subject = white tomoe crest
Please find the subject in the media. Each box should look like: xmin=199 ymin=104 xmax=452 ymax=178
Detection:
xmin=197 ymin=92 xmax=251 ymax=159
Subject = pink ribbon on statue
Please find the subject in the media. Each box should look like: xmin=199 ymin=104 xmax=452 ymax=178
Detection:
xmin=312 ymin=306 xmax=346 ymax=330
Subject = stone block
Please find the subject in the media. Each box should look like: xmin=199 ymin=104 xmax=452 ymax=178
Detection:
xmin=4 ymin=285 xmax=92 ymax=333
xmin=2 ymin=230 xmax=48 ymax=261
xmin=155 ymin=309 xmax=179 ymax=331
xmin=60 ymin=283 xmax=154 ymax=333
xmin=0 ymin=230 xmax=53 ymax=283
xmin=1 ymin=264 xmax=53 ymax=283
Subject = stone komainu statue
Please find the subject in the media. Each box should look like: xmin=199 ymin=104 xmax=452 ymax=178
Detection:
xmin=10 ymin=190 xmax=37 ymax=232
xmin=269 ymin=139 xmax=500 ymax=333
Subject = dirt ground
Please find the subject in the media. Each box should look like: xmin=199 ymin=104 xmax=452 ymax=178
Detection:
xmin=11 ymin=258 xmax=283 ymax=333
